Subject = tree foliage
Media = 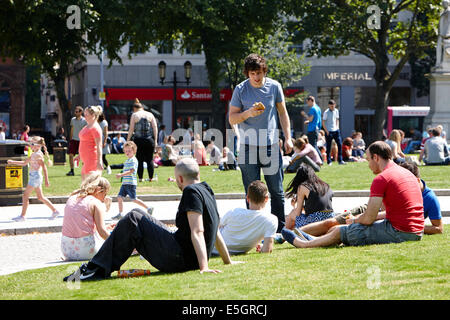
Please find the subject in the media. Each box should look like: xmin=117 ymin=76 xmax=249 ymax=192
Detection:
xmin=285 ymin=0 xmax=441 ymax=141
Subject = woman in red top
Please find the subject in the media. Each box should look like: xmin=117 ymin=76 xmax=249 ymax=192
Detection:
xmin=75 ymin=106 xmax=103 ymax=181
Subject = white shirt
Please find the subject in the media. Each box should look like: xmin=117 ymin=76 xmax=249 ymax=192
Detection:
xmin=323 ymin=108 xmax=340 ymax=132
xmin=0 ymin=131 xmax=5 ymax=141
xmin=213 ymin=208 xmax=278 ymax=254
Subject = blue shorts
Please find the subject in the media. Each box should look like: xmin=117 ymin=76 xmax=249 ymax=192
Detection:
xmin=339 ymin=219 xmax=422 ymax=246
xmin=28 ymin=171 xmax=43 ymax=188
xmin=118 ymin=184 xmax=137 ymax=200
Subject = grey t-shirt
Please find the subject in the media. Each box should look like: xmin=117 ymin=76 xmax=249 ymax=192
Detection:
xmin=425 ymin=136 xmax=448 ymax=163
xmin=230 ymin=77 xmax=284 ymax=146
xmin=70 ymin=117 xmax=87 ymax=141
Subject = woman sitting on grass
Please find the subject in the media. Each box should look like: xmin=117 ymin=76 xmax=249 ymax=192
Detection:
xmin=61 ymin=172 xmax=112 ymax=261
xmin=284 ymin=164 xmax=335 ymax=230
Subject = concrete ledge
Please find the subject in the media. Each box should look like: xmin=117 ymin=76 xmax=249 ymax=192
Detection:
xmin=26 ymin=189 xmax=450 ymax=204
xmin=0 ymin=219 xmax=176 ymax=236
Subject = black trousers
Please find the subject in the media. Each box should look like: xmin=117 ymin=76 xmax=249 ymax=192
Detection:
xmin=133 ymin=137 xmax=155 ymax=180
xmin=91 ymin=209 xmax=193 ymax=275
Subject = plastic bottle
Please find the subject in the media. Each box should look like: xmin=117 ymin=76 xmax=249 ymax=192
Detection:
xmin=117 ymin=269 xmax=151 ymax=278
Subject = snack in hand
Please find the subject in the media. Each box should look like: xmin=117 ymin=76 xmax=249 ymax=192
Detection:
xmin=254 ymin=102 xmax=265 ymax=110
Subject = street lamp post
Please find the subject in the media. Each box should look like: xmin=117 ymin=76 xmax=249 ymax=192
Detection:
xmin=158 ymin=61 xmax=192 ymax=131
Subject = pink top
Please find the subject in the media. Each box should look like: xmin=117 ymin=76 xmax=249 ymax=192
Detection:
xmin=293 ymin=144 xmax=323 ymax=165
xmin=62 ymin=195 xmax=96 ymax=238
xmin=78 ymin=125 xmax=102 ymax=174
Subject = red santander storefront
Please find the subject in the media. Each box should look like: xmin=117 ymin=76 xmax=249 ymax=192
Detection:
xmin=104 ymin=87 xmax=232 ymax=132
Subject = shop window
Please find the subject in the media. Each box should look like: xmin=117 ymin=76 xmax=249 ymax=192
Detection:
xmin=317 ymin=87 xmax=340 ymax=110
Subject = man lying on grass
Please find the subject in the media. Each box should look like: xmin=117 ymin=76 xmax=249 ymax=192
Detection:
xmin=289 ymin=162 xmax=443 ymax=238
xmin=64 ymin=158 xmax=242 ymax=282
xmin=281 ymin=141 xmax=425 ymax=248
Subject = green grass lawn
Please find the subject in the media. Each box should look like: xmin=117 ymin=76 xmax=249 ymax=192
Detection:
xmin=0 ymin=232 xmax=448 ymax=300
xmin=42 ymin=154 xmax=450 ymax=196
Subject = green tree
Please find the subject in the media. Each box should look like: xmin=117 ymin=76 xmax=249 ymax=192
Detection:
xmin=173 ymin=0 xmax=285 ymax=132
xmin=223 ymin=25 xmax=311 ymax=90
xmin=286 ymin=0 xmax=441 ymax=142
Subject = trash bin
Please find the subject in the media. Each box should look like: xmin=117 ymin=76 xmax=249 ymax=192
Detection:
xmin=52 ymin=139 xmax=67 ymax=165
xmin=0 ymin=140 xmax=29 ymax=206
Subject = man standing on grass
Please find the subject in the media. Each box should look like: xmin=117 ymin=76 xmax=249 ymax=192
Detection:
xmin=281 ymin=141 xmax=424 ymax=248
xmin=301 ymin=96 xmax=323 ymax=161
xmin=322 ymin=99 xmax=345 ymax=165
xmin=66 ymin=106 xmax=87 ymax=176
xmin=64 ymin=158 xmax=242 ymax=282
xmin=228 ymin=53 xmax=293 ymax=233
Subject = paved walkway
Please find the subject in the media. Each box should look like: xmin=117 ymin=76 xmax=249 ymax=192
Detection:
xmin=1 ymin=194 xmax=449 ymax=276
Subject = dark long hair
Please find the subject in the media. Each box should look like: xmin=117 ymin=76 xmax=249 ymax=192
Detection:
xmin=285 ymin=164 xmax=330 ymax=198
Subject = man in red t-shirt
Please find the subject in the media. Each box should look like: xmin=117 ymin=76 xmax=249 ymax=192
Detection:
xmin=281 ymin=141 xmax=424 ymax=248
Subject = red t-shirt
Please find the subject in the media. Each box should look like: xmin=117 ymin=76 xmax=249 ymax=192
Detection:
xmin=370 ymin=161 xmax=424 ymax=234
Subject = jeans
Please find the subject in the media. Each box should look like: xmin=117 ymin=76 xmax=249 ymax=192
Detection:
xmin=325 ymin=130 xmax=343 ymax=163
xmin=91 ymin=208 xmax=192 ymax=275
xmin=307 ymin=130 xmax=323 ymax=161
xmin=238 ymin=144 xmax=285 ymax=232
xmin=403 ymin=140 xmax=421 ymax=154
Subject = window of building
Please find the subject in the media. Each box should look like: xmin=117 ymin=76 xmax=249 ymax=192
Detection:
xmin=157 ymin=41 xmax=174 ymax=54
xmin=185 ymin=40 xmax=202 ymax=55
xmin=129 ymin=42 xmax=146 ymax=54
xmin=317 ymin=87 xmax=340 ymax=110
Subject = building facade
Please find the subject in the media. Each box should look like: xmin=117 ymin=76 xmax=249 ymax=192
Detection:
xmin=43 ymin=44 xmax=429 ymax=144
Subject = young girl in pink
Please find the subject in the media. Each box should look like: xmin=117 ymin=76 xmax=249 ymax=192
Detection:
xmin=74 ymin=105 xmax=104 ymax=181
xmin=7 ymin=136 xmax=60 ymax=221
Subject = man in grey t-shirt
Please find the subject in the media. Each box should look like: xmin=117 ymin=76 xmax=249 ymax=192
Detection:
xmin=322 ymin=100 xmax=345 ymax=165
xmin=423 ymin=127 xmax=450 ymax=165
xmin=66 ymin=105 xmax=87 ymax=176
xmin=228 ymin=53 xmax=293 ymax=232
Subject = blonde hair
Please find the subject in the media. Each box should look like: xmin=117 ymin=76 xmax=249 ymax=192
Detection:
xmin=30 ymin=136 xmax=53 ymax=166
xmin=71 ymin=172 xmax=111 ymax=198
xmin=123 ymin=140 xmax=137 ymax=153
xmin=85 ymin=105 xmax=103 ymax=120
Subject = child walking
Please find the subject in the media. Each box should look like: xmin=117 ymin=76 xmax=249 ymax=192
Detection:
xmin=8 ymin=136 xmax=60 ymax=221
xmin=112 ymin=141 xmax=153 ymax=220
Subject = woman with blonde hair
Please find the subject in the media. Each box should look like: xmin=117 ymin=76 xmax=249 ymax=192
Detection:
xmin=61 ymin=172 xmax=112 ymax=261
xmin=385 ymin=129 xmax=406 ymax=163
xmin=127 ymin=98 xmax=158 ymax=182
xmin=75 ymin=105 xmax=104 ymax=181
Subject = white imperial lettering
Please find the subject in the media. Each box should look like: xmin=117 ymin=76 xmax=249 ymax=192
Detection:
xmin=323 ymin=72 xmax=372 ymax=81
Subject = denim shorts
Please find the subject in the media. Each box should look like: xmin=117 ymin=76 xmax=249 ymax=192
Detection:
xmin=340 ymin=219 xmax=422 ymax=246
xmin=28 ymin=171 xmax=43 ymax=188
xmin=118 ymin=184 xmax=137 ymax=200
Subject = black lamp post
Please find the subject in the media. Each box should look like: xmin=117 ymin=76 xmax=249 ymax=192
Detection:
xmin=158 ymin=61 xmax=192 ymax=131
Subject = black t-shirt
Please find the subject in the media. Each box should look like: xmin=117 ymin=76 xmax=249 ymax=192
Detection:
xmin=174 ymin=182 xmax=220 ymax=269
xmin=303 ymin=185 xmax=333 ymax=215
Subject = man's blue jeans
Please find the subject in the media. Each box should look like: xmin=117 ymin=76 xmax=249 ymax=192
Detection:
xmin=325 ymin=130 xmax=343 ymax=163
xmin=238 ymin=144 xmax=285 ymax=232
xmin=307 ymin=130 xmax=323 ymax=161
xmin=404 ymin=140 xmax=421 ymax=154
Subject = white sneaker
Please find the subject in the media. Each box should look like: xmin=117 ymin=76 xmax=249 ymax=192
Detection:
xmin=49 ymin=211 xmax=60 ymax=220
xmin=106 ymin=166 xmax=112 ymax=174
xmin=12 ymin=215 xmax=26 ymax=222
xmin=112 ymin=213 xmax=123 ymax=221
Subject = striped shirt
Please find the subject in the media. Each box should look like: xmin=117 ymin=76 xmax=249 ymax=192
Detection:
xmin=122 ymin=156 xmax=138 ymax=185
